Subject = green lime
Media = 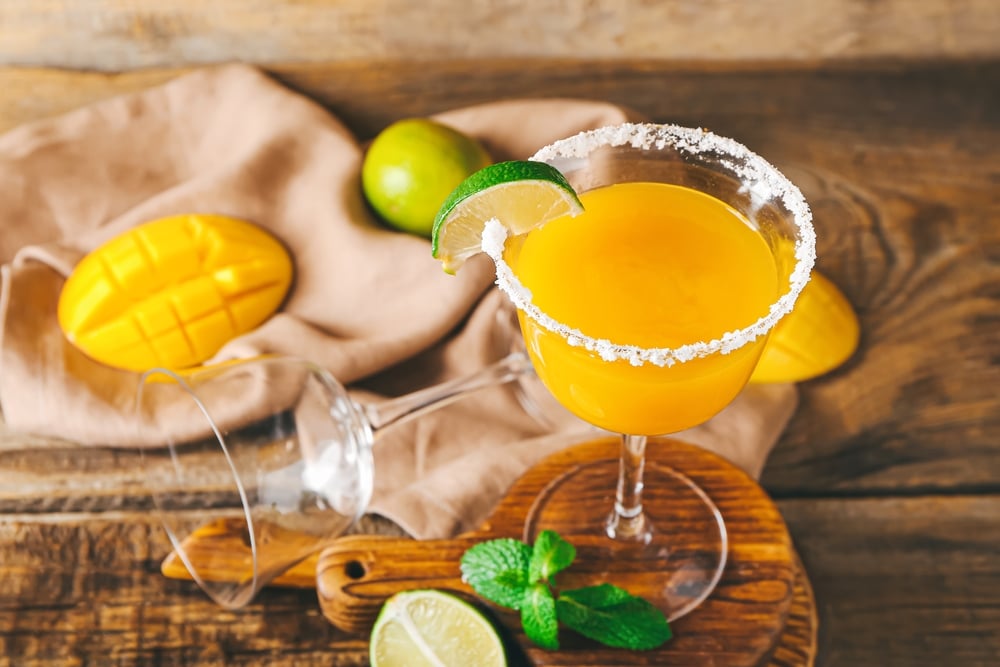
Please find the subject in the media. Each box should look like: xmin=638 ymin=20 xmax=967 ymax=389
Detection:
xmin=369 ymin=589 xmax=508 ymax=667
xmin=432 ymin=160 xmax=583 ymax=273
xmin=362 ymin=119 xmax=492 ymax=238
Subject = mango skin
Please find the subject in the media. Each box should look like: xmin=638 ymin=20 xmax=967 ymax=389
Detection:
xmin=58 ymin=214 xmax=293 ymax=372
xmin=750 ymin=270 xmax=860 ymax=384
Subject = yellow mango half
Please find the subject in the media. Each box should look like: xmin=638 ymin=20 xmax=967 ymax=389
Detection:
xmin=58 ymin=214 xmax=293 ymax=372
xmin=750 ymin=269 xmax=860 ymax=384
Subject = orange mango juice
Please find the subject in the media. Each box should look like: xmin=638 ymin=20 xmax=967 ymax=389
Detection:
xmin=510 ymin=182 xmax=778 ymax=435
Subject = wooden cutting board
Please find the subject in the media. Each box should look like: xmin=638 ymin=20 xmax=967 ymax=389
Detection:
xmin=164 ymin=437 xmax=816 ymax=666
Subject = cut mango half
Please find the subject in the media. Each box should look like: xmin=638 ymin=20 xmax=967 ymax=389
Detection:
xmin=751 ymin=270 xmax=860 ymax=384
xmin=58 ymin=214 xmax=293 ymax=372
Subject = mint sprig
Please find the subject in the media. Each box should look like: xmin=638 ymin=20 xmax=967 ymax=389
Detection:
xmin=459 ymin=530 xmax=672 ymax=651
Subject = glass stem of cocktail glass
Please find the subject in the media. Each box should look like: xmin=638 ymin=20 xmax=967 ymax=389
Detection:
xmin=607 ymin=434 xmax=652 ymax=542
xmin=358 ymin=350 xmax=533 ymax=432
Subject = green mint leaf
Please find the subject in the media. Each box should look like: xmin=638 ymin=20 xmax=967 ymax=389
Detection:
xmin=460 ymin=538 xmax=532 ymax=610
xmin=528 ymin=530 xmax=576 ymax=583
xmin=557 ymin=582 xmax=632 ymax=607
xmin=521 ymin=583 xmax=559 ymax=650
xmin=556 ymin=584 xmax=672 ymax=650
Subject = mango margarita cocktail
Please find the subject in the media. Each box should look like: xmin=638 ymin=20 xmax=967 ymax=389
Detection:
xmin=506 ymin=181 xmax=778 ymax=435
xmin=434 ymin=123 xmax=816 ymax=619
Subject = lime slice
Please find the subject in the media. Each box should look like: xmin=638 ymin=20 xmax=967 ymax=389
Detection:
xmin=370 ymin=589 xmax=507 ymax=667
xmin=432 ymin=160 xmax=583 ymax=273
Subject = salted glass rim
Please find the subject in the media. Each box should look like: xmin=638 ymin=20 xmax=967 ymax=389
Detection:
xmin=482 ymin=122 xmax=817 ymax=368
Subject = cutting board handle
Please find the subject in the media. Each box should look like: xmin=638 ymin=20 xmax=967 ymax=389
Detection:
xmin=316 ymin=534 xmax=483 ymax=634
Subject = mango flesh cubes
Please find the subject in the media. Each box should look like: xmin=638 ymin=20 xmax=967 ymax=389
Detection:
xmin=58 ymin=214 xmax=293 ymax=372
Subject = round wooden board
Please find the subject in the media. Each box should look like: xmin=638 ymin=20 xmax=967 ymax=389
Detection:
xmin=766 ymin=554 xmax=818 ymax=667
xmin=317 ymin=436 xmax=809 ymax=666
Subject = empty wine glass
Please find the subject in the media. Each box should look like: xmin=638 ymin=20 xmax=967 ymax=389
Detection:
xmin=137 ymin=348 xmax=533 ymax=609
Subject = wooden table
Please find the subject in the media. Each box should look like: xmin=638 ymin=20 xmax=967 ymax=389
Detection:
xmin=1 ymin=57 xmax=998 ymax=665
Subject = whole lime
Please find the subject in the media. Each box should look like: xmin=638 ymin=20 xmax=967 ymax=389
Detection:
xmin=362 ymin=118 xmax=492 ymax=237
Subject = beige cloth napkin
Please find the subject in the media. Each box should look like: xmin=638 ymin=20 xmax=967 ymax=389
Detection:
xmin=0 ymin=64 xmax=797 ymax=539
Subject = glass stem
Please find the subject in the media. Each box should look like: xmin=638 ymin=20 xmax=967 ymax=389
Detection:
xmin=359 ymin=351 xmax=533 ymax=433
xmin=606 ymin=433 xmax=653 ymax=542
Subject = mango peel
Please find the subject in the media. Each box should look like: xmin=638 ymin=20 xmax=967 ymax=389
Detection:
xmin=58 ymin=214 xmax=293 ymax=372
xmin=750 ymin=270 xmax=860 ymax=384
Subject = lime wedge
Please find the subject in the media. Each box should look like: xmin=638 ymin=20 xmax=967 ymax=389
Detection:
xmin=369 ymin=589 xmax=508 ymax=667
xmin=432 ymin=160 xmax=583 ymax=273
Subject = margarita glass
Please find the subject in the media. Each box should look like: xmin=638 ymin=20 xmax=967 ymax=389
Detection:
xmin=483 ymin=123 xmax=815 ymax=619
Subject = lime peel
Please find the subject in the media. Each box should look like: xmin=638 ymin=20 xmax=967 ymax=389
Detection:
xmin=362 ymin=118 xmax=492 ymax=238
xmin=431 ymin=160 xmax=583 ymax=273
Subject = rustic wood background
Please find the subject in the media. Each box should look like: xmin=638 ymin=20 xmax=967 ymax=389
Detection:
xmin=1 ymin=1 xmax=999 ymax=666
xmin=1 ymin=0 xmax=998 ymax=71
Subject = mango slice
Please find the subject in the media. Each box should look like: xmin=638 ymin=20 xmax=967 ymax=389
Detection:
xmin=750 ymin=270 xmax=860 ymax=384
xmin=58 ymin=214 xmax=293 ymax=372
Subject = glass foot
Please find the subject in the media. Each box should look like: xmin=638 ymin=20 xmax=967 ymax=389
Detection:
xmin=523 ymin=458 xmax=727 ymax=622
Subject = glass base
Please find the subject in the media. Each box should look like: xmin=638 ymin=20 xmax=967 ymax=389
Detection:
xmin=523 ymin=458 xmax=727 ymax=622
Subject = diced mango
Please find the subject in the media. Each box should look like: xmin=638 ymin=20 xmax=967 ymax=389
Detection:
xmin=58 ymin=214 xmax=293 ymax=372
xmin=228 ymin=284 xmax=288 ymax=331
xmin=133 ymin=298 xmax=178 ymax=338
xmin=184 ymin=310 xmax=236 ymax=360
xmin=75 ymin=316 xmax=145 ymax=352
xmin=169 ymin=276 xmax=226 ymax=321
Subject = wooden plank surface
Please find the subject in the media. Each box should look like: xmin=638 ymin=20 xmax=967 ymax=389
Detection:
xmin=780 ymin=496 xmax=1000 ymax=667
xmin=0 ymin=511 xmax=401 ymax=666
xmin=1 ymin=1 xmax=997 ymax=72
xmin=2 ymin=60 xmax=998 ymax=140
xmin=0 ymin=512 xmax=364 ymax=666
xmin=1 ymin=496 xmax=997 ymax=665
xmin=0 ymin=59 xmax=997 ymax=665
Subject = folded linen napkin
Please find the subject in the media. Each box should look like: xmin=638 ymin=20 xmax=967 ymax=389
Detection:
xmin=0 ymin=64 xmax=796 ymax=539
